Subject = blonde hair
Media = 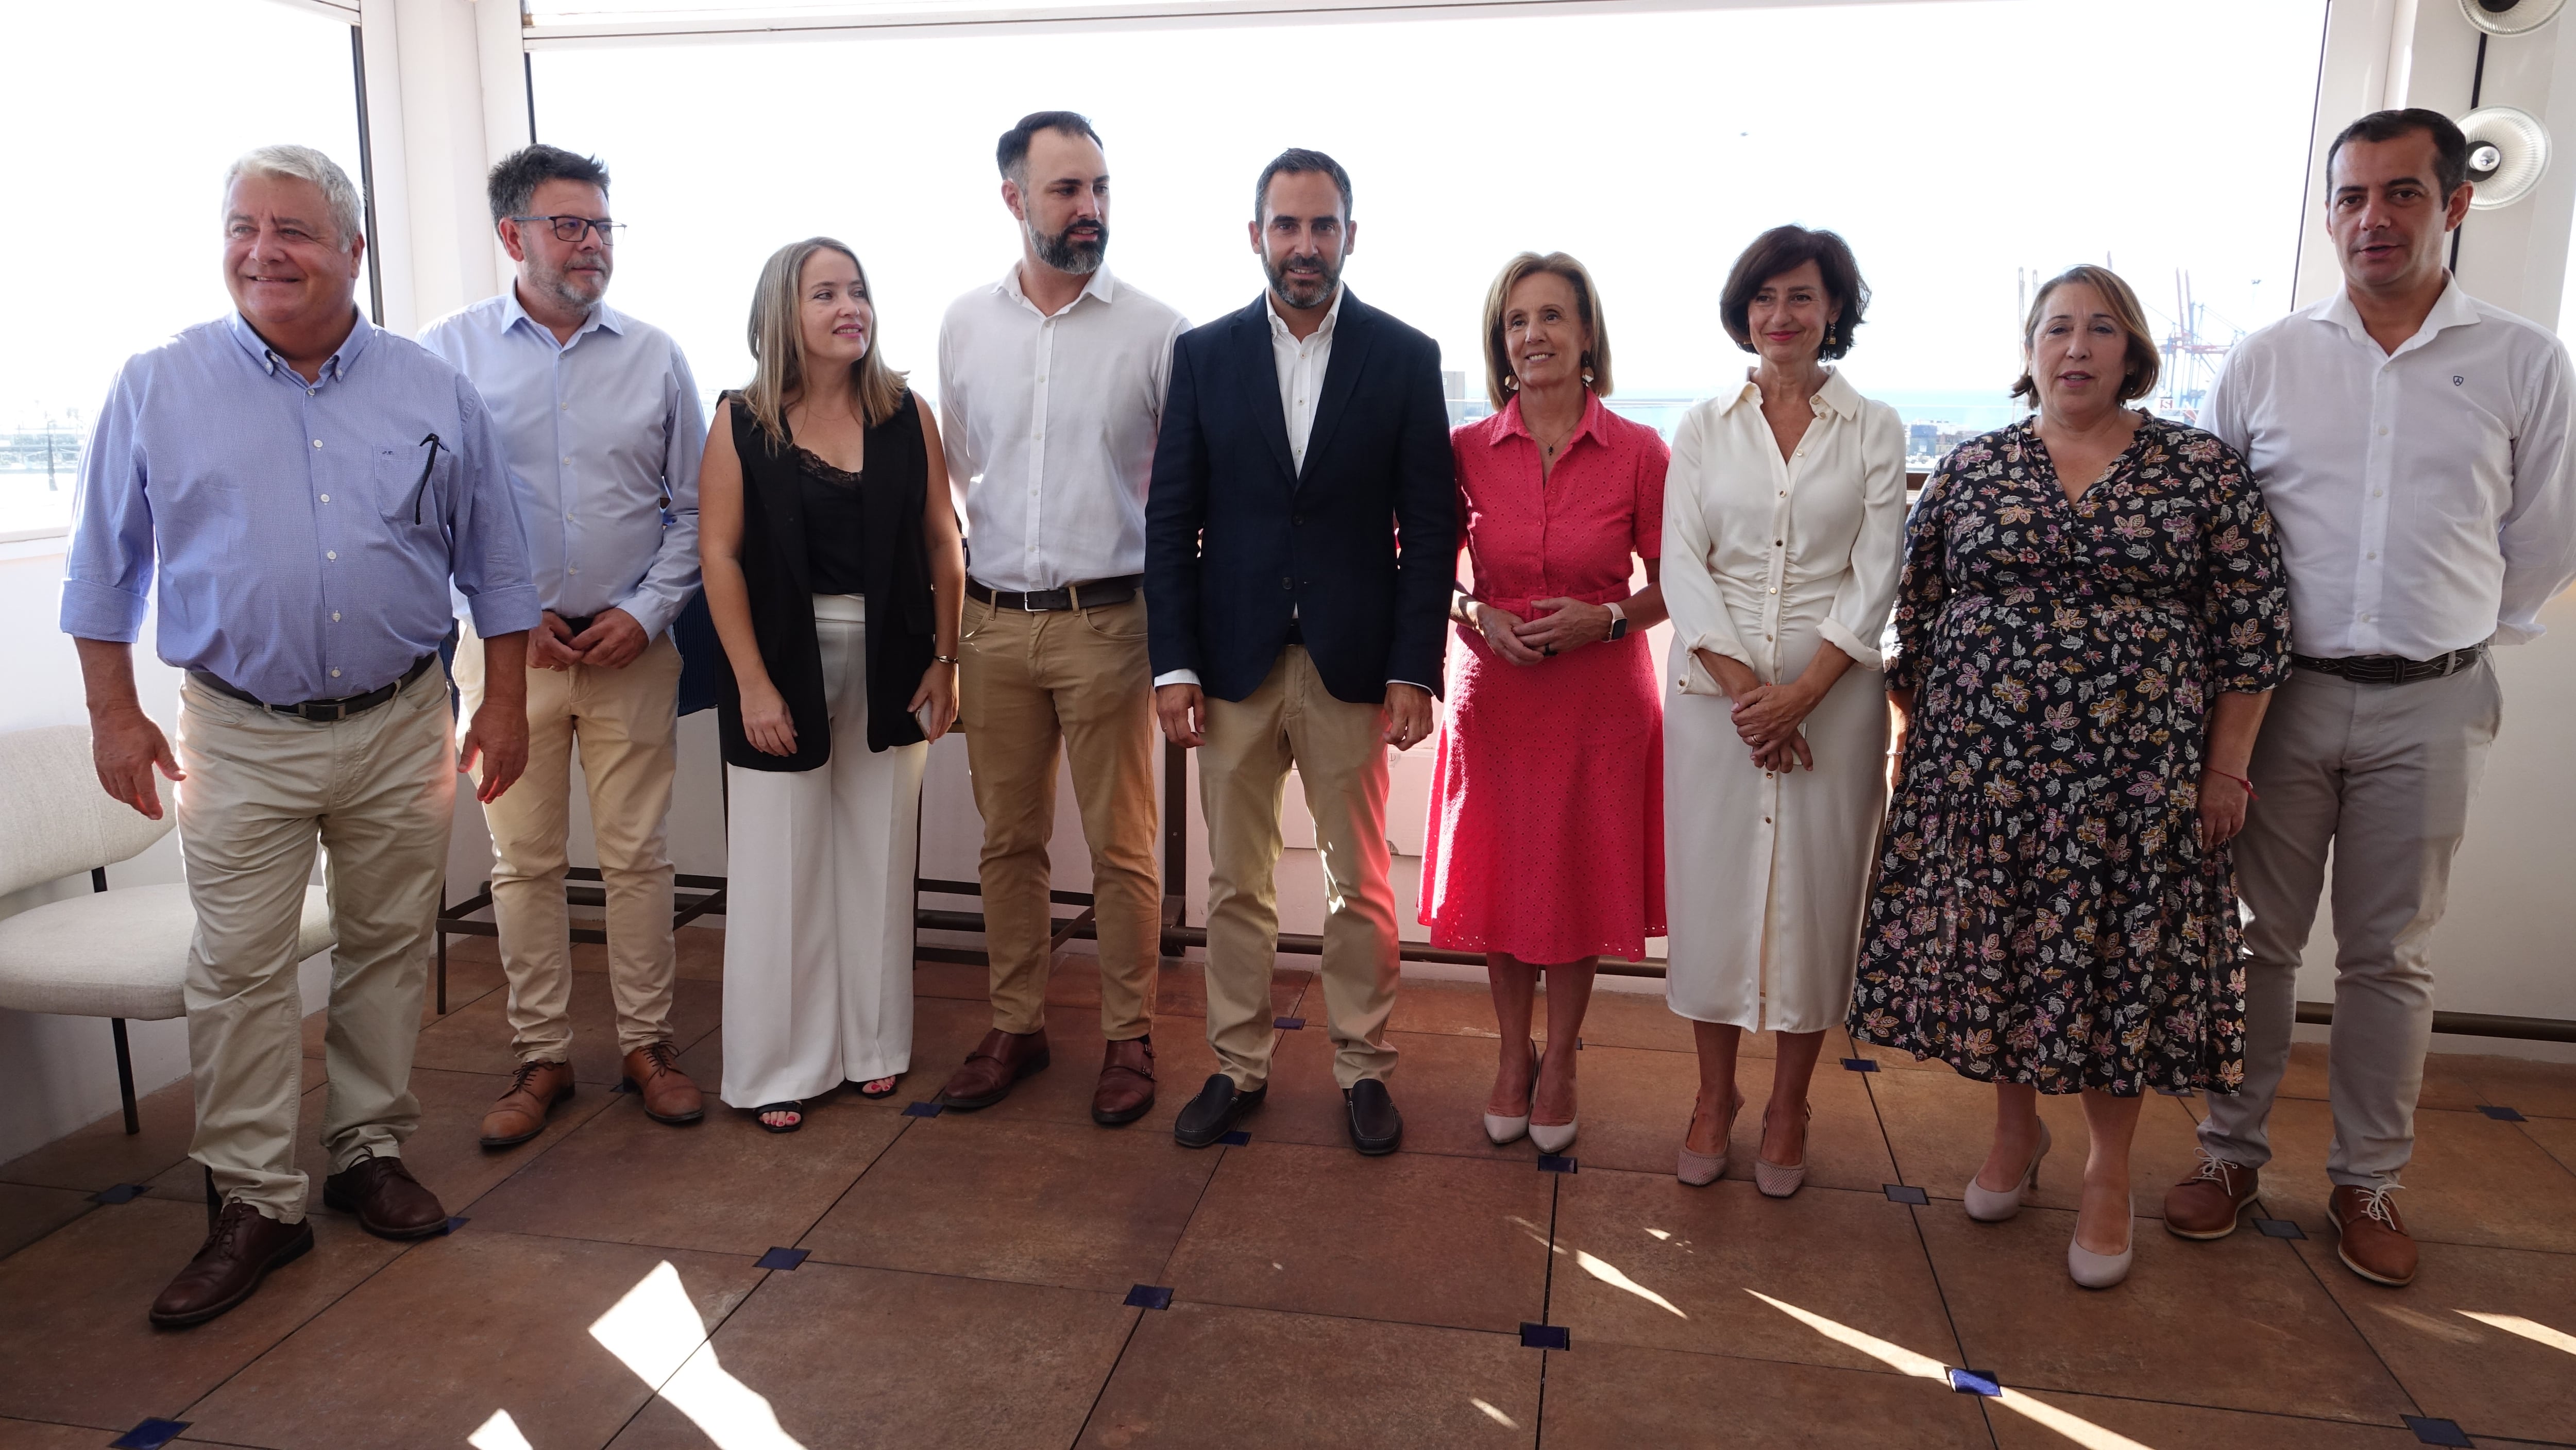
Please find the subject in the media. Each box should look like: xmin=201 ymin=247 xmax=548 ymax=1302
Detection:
xmin=2012 ymin=264 xmax=2161 ymax=407
xmin=1480 ymin=251 xmax=1613 ymax=412
xmin=741 ymin=237 xmax=908 ymax=445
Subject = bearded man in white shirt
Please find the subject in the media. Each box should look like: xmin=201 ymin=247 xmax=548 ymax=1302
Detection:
xmin=2167 ymin=109 xmax=2576 ymax=1287
xmin=932 ymin=112 xmax=1188 ymax=1126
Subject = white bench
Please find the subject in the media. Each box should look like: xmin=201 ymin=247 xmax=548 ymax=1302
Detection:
xmin=0 ymin=724 xmax=332 ymax=1133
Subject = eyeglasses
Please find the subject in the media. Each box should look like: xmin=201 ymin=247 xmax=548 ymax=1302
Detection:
xmin=510 ymin=214 xmax=625 ymax=245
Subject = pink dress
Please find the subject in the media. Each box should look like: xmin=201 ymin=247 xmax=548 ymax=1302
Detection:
xmin=1418 ymin=392 xmax=1669 ymax=962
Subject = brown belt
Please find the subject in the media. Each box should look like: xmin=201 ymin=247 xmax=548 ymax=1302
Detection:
xmin=967 ymin=575 xmax=1141 ymax=612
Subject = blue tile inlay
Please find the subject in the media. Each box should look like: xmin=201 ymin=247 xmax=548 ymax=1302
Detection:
xmin=1273 ymin=1016 xmax=1306 ymax=1030
xmin=2402 ymin=1415 xmax=2473 ymax=1447
xmin=111 ymin=1420 xmax=190 ymax=1450
xmin=1946 ymin=1368 xmax=2002 ymax=1396
xmin=1218 ymin=1129 xmax=1251 ymax=1146
xmin=1124 ymin=1284 xmax=1174 ymax=1310
xmin=1537 ymin=1155 xmax=1577 ymax=1174
xmin=90 ymin=1184 xmax=146 ymax=1205
xmin=903 ymin=1101 xmax=944 ymax=1118
xmin=2255 ymin=1218 xmax=2307 ymax=1240
xmin=1884 ymin=1184 xmax=1929 ymax=1205
xmin=1841 ymin=1057 xmax=1879 ymax=1073
xmin=2477 ymin=1104 xmax=2527 ymax=1122
xmin=755 ymin=1247 xmax=809 ymax=1271
xmin=1519 ymin=1323 xmax=1569 ymax=1350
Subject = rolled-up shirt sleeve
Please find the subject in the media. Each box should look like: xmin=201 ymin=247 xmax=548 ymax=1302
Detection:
xmin=447 ymin=378 xmax=541 ymax=637
xmin=1661 ymin=410 xmax=1756 ymax=695
xmin=1816 ymin=403 xmax=1908 ymax=672
xmin=611 ymin=345 xmax=705 ymax=638
xmin=59 ymin=363 xmax=155 ymax=643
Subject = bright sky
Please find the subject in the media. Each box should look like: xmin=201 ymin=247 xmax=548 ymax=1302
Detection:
xmin=2 ymin=0 xmax=2332 ymax=530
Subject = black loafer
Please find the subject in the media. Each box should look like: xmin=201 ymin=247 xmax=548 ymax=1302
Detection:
xmin=1345 ymin=1078 xmax=1402 ymax=1155
xmin=1173 ymin=1072 xmax=1265 ymax=1149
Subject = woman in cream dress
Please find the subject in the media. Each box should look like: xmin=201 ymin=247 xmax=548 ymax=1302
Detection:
xmin=1665 ymin=226 xmax=1906 ymax=1195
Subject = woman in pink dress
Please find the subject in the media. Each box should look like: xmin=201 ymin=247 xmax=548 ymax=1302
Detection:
xmin=1420 ymin=252 xmax=1669 ymax=1155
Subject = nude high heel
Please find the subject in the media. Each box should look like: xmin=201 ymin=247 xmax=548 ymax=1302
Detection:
xmin=1677 ymin=1092 xmax=1743 ymax=1186
xmin=1963 ymin=1121 xmax=2051 ymax=1223
xmin=1484 ymin=1044 xmax=1536 ymax=1146
xmin=1753 ymin=1103 xmax=1812 ymax=1199
xmin=1529 ymin=1041 xmax=1578 ymax=1154
xmin=2067 ymin=1194 xmax=2136 ymax=1289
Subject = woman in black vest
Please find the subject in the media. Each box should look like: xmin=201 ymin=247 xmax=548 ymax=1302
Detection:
xmin=699 ymin=237 xmax=964 ymax=1132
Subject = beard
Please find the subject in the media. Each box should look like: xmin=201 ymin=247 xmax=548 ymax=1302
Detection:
xmin=1030 ymin=215 xmax=1107 ymax=276
xmin=1263 ymin=247 xmax=1340 ymax=311
xmin=536 ymin=257 xmax=608 ymax=313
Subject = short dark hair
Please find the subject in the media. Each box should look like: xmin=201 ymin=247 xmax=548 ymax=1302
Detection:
xmin=997 ymin=110 xmax=1103 ymax=181
xmin=487 ymin=144 xmax=610 ymax=225
xmin=2327 ymin=107 xmax=2471 ymax=201
xmin=1719 ymin=225 xmax=1870 ymax=361
xmin=1253 ymin=148 xmax=1352 ymax=223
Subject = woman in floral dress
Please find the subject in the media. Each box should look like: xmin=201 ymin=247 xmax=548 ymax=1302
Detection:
xmin=1848 ymin=265 xmax=2289 ymax=1288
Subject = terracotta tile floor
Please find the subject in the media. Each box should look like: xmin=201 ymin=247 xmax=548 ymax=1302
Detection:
xmin=3 ymin=933 xmax=2574 ymax=1449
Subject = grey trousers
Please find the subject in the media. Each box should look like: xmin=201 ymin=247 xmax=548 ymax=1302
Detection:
xmin=2197 ymin=658 xmax=2502 ymax=1189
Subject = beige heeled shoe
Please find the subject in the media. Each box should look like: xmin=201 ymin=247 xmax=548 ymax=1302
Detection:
xmin=1529 ymin=1042 xmax=1578 ymax=1154
xmin=1753 ymin=1103 xmax=1812 ymax=1199
xmin=2068 ymin=1195 xmax=2136 ymax=1289
xmin=1963 ymin=1121 xmax=2052 ymax=1223
xmin=1483 ymin=1044 xmax=1536 ymax=1146
xmin=1677 ymin=1092 xmax=1743 ymax=1186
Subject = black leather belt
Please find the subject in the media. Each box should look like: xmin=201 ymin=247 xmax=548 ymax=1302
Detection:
xmin=2292 ymin=645 xmax=2485 ymax=685
xmin=190 ymin=653 xmax=438 ymax=722
xmin=556 ymin=614 xmax=595 ymax=637
xmin=967 ymin=575 xmax=1141 ymax=612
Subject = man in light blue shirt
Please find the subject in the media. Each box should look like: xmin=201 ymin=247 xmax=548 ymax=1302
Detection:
xmin=63 ymin=145 xmax=537 ymax=1328
xmin=418 ymin=144 xmax=709 ymax=1145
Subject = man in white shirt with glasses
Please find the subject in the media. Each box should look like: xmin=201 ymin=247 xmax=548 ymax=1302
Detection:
xmin=419 ymin=144 xmax=709 ymax=1149
xmin=933 ymin=112 xmax=1187 ymax=1127
xmin=2168 ymin=108 xmax=2576 ymax=1287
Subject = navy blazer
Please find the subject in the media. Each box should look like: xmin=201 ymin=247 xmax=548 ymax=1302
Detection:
xmin=1144 ymin=291 xmax=1456 ymax=704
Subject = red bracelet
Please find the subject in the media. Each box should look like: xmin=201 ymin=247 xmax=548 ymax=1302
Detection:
xmin=2206 ymin=768 xmax=2257 ymax=801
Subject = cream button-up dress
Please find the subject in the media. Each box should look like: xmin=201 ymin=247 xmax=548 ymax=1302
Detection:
xmin=1662 ymin=369 xmax=1907 ymax=1032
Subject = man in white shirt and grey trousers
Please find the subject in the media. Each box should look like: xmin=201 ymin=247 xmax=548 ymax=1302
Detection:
xmin=2168 ymin=108 xmax=2576 ymax=1287
xmin=933 ymin=112 xmax=1187 ymax=1125
xmin=419 ymin=144 xmax=709 ymax=1146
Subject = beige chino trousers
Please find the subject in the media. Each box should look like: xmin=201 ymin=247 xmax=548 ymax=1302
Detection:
xmin=1199 ymin=646 xmax=1401 ymax=1090
xmin=957 ymin=591 xmax=1162 ymax=1040
xmin=454 ymin=619 xmax=682 ymax=1063
xmin=175 ymin=663 xmax=456 ymax=1222
xmin=2199 ymin=659 xmax=2504 ymax=1188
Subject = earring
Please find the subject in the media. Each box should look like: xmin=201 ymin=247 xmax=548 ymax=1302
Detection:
xmin=1824 ymin=324 xmax=1838 ymax=350
xmin=1582 ymin=370 xmax=1595 ymax=385
xmin=1504 ymin=375 xmax=1519 ymax=391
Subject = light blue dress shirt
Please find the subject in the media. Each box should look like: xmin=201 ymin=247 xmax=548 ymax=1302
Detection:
xmin=60 ymin=311 xmax=541 ymax=704
xmin=417 ymin=291 xmax=704 ymax=638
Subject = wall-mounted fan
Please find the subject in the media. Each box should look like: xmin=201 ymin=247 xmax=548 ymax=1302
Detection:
xmin=2461 ymin=0 xmax=2566 ymax=35
xmin=2459 ymin=106 xmax=2553 ymax=208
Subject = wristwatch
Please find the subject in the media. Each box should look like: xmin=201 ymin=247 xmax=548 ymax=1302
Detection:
xmin=1605 ymin=602 xmax=1629 ymax=641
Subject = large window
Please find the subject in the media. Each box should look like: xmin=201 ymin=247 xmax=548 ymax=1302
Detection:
xmin=530 ymin=0 xmax=2326 ymax=454
xmin=0 ymin=0 xmax=366 ymax=539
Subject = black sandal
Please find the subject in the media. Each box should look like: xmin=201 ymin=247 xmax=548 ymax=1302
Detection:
xmin=755 ymin=1102 xmax=804 ymax=1133
xmin=853 ymin=1075 xmax=903 ymax=1101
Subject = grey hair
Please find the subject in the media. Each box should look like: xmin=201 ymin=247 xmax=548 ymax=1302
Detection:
xmin=223 ymin=144 xmax=365 ymax=250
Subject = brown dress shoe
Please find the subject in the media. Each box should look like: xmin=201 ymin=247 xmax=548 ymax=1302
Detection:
xmin=2163 ymin=1152 xmax=2260 ymax=1240
xmin=2329 ymin=1184 xmax=2418 ymax=1286
xmin=480 ymin=1059 xmax=577 ymax=1149
xmin=321 ymin=1150 xmax=449 ymax=1240
xmin=1092 ymin=1036 xmax=1157 ymax=1126
xmin=940 ymin=1027 xmax=1050 ymax=1110
xmin=150 ymin=1200 xmax=314 ymax=1328
xmin=623 ymin=1042 xmax=705 ymax=1125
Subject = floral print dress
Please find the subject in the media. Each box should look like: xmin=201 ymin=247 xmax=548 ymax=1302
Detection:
xmin=1846 ymin=416 xmax=2290 ymax=1095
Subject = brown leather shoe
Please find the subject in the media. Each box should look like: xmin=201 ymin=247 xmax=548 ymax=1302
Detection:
xmin=480 ymin=1059 xmax=576 ymax=1149
xmin=148 ymin=1200 xmax=314 ymax=1328
xmin=622 ymin=1042 xmax=705 ymax=1125
xmin=2329 ymin=1184 xmax=2418 ymax=1287
xmin=321 ymin=1150 xmax=448 ymax=1240
xmin=939 ymin=1027 xmax=1050 ymax=1110
xmin=1092 ymin=1036 xmax=1157 ymax=1126
xmin=2163 ymin=1152 xmax=2261 ymax=1240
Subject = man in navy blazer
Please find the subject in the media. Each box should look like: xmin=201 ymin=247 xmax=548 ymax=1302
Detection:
xmin=1144 ymin=148 xmax=1455 ymax=1156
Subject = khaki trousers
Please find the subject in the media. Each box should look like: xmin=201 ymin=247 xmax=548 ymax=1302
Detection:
xmin=1199 ymin=646 xmax=1400 ymax=1090
xmin=175 ymin=663 xmax=456 ymax=1222
xmin=957 ymin=590 xmax=1161 ymax=1040
xmin=2199 ymin=659 xmax=2504 ymax=1188
xmin=454 ymin=619 xmax=682 ymax=1062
